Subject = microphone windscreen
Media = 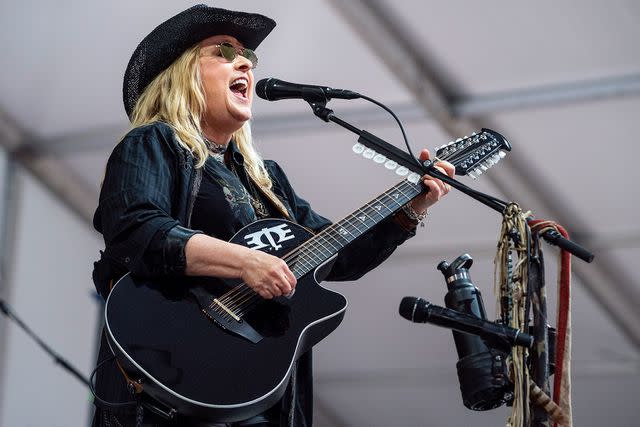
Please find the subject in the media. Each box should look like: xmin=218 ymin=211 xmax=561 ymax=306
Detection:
xmin=255 ymin=78 xmax=270 ymax=100
xmin=399 ymin=297 xmax=421 ymax=322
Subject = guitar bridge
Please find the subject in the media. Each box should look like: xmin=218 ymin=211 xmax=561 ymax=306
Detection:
xmin=212 ymin=298 xmax=241 ymax=322
xmin=189 ymin=285 xmax=263 ymax=343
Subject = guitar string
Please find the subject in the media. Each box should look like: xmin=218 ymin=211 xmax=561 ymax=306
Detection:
xmin=213 ymin=178 xmax=419 ymax=317
xmin=233 ymin=188 xmax=407 ymax=317
xmin=233 ymin=185 xmax=412 ymax=318
xmin=212 ymin=153 xmax=454 ymax=320
xmin=217 ymin=178 xmax=418 ymax=308
xmin=229 ymin=180 xmax=421 ymax=318
xmin=213 ymin=143 xmax=464 ymax=317
xmin=216 ymin=186 xmax=404 ymax=316
xmin=209 ymin=136 xmax=496 ymax=319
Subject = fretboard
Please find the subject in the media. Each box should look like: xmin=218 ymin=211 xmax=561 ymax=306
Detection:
xmin=290 ymin=178 xmax=423 ymax=278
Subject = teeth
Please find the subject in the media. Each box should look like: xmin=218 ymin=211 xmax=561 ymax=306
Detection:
xmin=230 ymin=78 xmax=248 ymax=90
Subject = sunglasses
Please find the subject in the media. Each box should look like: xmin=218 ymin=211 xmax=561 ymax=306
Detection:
xmin=206 ymin=42 xmax=258 ymax=69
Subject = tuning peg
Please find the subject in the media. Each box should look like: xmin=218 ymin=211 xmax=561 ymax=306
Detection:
xmin=363 ymin=148 xmax=376 ymax=159
xmin=353 ymin=143 xmax=365 ymax=154
xmin=474 ymin=167 xmax=483 ymax=176
xmin=395 ymin=166 xmax=409 ymax=176
xmin=408 ymin=173 xmax=421 ymax=184
xmin=385 ymin=160 xmax=398 ymax=170
xmin=468 ymin=170 xmax=478 ymax=180
xmin=373 ymin=154 xmax=386 ymax=163
xmin=499 ymin=150 xmax=507 ymax=158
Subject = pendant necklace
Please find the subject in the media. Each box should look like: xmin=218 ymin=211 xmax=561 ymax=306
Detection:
xmin=229 ymin=161 xmax=270 ymax=219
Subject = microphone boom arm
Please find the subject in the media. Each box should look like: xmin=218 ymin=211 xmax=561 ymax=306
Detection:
xmin=308 ymin=102 xmax=594 ymax=263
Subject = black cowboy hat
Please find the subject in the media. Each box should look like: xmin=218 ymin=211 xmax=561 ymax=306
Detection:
xmin=123 ymin=4 xmax=276 ymax=119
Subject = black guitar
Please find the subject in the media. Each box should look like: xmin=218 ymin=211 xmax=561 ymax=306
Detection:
xmin=104 ymin=129 xmax=510 ymax=422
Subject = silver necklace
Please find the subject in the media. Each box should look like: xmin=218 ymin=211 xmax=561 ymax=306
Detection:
xmin=203 ymin=136 xmax=228 ymax=162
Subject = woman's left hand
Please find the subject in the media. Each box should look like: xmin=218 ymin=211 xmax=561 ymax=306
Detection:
xmin=410 ymin=148 xmax=455 ymax=214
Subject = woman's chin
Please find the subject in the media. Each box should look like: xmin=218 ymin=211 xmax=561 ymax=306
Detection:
xmin=230 ymin=108 xmax=252 ymax=124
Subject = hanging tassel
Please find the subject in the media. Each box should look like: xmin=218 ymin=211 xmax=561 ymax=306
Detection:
xmin=529 ymin=220 xmax=573 ymax=427
xmin=495 ymin=203 xmax=531 ymax=427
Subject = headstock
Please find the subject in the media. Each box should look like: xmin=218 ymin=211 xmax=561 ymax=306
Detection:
xmin=435 ymin=128 xmax=511 ymax=179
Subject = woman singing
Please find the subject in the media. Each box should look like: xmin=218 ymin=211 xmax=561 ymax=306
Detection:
xmin=91 ymin=4 xmax=454 ymax=426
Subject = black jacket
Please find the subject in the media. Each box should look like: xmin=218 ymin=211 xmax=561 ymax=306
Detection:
xmin=92 ymin=122 xmax=415 ymax=426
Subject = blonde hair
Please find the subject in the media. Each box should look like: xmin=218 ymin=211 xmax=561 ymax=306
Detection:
xmin=129 ymin=44 xmax=289 ymax=218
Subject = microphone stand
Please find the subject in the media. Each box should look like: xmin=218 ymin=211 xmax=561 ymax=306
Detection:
xmin=0 ymin=297 xmax=90 ymax=387
xmin=305 ymin=94 xmax=582 ymax=425
xmin=304 ymin=96 xmax=594 ymax=263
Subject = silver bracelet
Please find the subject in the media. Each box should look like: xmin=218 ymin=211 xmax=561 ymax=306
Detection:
xmin=401 ymin=203 xmax=428 ymax=227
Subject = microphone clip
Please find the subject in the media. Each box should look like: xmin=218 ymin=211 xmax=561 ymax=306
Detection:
xmin=305 ymin=96 xmax=334 ymax=122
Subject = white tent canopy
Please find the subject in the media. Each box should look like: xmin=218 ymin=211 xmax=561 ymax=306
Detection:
xmin=1 ymin=1 xmax=638 ymax=426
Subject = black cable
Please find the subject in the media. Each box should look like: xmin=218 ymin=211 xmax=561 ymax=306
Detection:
xmin=89 ymin=355 xmax=138 ymax=410
xmin=0 ymin=298 xmax=91 ymax=387
xmin=356 ymin=95 xmax=509 ymax=210
xmin=357 ymin=94 xmax=423 ymax=169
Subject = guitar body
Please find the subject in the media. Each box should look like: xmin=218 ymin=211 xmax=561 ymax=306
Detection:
xmin=105 ymin=219 xmax=347 ymax=422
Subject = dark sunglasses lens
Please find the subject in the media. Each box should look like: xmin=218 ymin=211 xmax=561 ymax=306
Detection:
xmin=242 ymin=48 xmax=258 ymax=68
xmin=219 ymin=43 xmax=236 ymax=61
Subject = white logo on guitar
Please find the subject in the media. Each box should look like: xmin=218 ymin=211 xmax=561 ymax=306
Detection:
xmin=244 ymin=224 xmax=295 ymax=251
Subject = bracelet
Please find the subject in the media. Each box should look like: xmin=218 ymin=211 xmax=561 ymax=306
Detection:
xmin=401 ymin=203 xmax=428 ymax=227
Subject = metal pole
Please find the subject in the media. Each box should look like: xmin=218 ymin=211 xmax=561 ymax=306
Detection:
xmin=0 ymin=155 xmax=22 ymax=421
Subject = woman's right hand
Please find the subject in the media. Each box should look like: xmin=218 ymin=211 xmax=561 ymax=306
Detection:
xmin=185 ymin=234 xmax=296 ymax=299
xmin=240 ymin=250 xmax=297 ymax=299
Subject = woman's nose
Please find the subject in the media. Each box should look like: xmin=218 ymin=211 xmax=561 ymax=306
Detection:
xmin=234 ymin=55 xmax=253 ymax=71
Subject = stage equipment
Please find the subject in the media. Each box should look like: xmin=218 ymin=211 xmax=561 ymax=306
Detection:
xmin=399 ymin=253 xmax=567 ymax=426
xmin=398 ymin=295 xmax=533 ymax=350
xmin=257 ymin=78 xmax=592 ymax=427
xmin=256 ymin=78 xmax=360 ymax=101
xmin=0 ymin=298 xmax=90 ymax=388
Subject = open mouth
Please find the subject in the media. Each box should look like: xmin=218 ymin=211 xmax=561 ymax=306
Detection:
xmin=229 ymin=78 xmax=249 ymax=99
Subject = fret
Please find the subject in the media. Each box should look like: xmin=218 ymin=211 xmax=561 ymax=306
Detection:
xmin=291 ymin=178 xmax=423 ymax=277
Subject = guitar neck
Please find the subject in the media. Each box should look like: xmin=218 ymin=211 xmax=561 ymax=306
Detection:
xmin=287 ymin=129 xmax=512 ymax=279
xmin=290 ymin=178 xmax=423 ymax=278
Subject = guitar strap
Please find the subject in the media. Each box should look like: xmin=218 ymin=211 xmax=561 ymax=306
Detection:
xmin=106 ymin=278 xmax=145 ymax=395
xmin=115 ymin=359 xmax=144 ymax=395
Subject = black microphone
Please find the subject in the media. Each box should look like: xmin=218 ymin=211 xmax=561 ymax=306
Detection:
xmin=255 ymin=78 xmax=360 ymax=102
xmin=399 ymin=297 xmax=533 ymax=348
